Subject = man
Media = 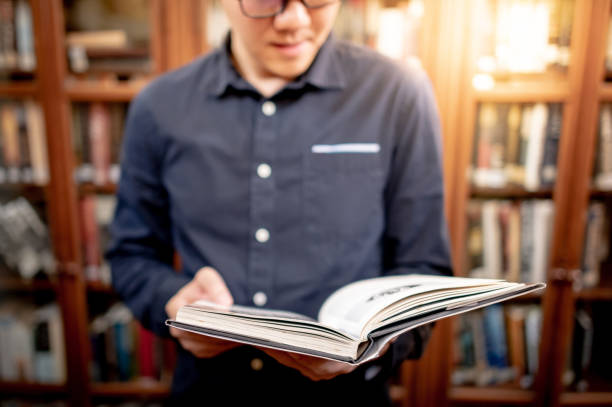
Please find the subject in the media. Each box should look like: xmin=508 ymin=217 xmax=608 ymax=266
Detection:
xmin=107 ymin=0 xmax=452 ymax=405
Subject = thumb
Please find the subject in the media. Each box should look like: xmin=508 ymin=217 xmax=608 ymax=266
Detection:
xmin=194 ymin=266 xmax=233 ymax=306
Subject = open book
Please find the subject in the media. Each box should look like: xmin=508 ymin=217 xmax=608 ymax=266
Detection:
xmin=166 ymin=275 xmax=545 ymax=365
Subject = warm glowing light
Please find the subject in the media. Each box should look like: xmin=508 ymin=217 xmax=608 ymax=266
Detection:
xmin=472 ymin=73 xmax=495 ymax=91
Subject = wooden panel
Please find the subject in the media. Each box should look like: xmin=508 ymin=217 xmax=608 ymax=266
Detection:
xmin=65 ymin=82 xmax=147 ymax=101
xmin=90 ymin=381 xmax=171 ymax=398
xmin=0 ymin=82 xmax=38 ymax=97
xmin=535 ymin=2 xmax=612 ymax=406
xmin=448 ymin=387 xmax=535 ymax=405
xmin=474 ymin=82 xmax=571 ymax=102
xmin=0 ymin=381 xmax=67 ymax=396
xmin=29 ymin=1 xmax=92 ymax=406
xmin=560 ymin=392 xmax=612 ymax=406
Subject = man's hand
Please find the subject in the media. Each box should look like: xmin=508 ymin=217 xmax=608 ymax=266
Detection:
xmin=259 ymin=349 xmax=357 ymax=381
xmin=258 ymin=339 xmax=395 ymax=381
xmin=165 ymin=266 xmax=240 ymax=358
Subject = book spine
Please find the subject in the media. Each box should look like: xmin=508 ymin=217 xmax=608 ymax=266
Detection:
xmin=89 ymin=103 xmax=111 ymax=186
xmin=1 ymin=102 xmax=21 ymax=183
xmin=15 ymin=102 xmax=33 ymax=183
xmin=525 ymin=103 xmax=548 ymax=191
xmin=79 ymin=196 xmax=101 ymax=281
xmin=14 ymin=0 xmax=35 ymax=72
xmin=24 ymin=100 xmax=49 ymax=185
xmin=539 ymin=103 xmax=563 ymax=187
xmin=0 ymin=0 xmax=16 ymax=70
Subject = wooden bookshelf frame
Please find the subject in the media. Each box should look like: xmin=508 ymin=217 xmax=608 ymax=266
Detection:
xmin=5 ymin=1 xmax=612 ymax=406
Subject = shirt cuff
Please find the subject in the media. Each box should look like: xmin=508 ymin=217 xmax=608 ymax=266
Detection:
xmin=150 ymin=272 xmax=192 ymax=337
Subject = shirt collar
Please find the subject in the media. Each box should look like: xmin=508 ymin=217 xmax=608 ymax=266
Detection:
xmin=205 ymin=33 xmax=346 ymax=97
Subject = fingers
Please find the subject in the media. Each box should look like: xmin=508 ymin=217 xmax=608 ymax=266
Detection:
xmin=178 ymin=336 xmax=239 ymax=358
xmin=195 ymin=267 xmax=233 ymax=306
xmin=257 ymin=348 xmax=356 ymax=381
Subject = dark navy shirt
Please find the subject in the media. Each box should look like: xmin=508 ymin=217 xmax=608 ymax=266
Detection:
xmin=107 ymin=34 xmax=452 ymax=403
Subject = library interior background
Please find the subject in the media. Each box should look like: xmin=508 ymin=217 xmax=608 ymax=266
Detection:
xmin=1 ymin=0 xmax=612 ymax=406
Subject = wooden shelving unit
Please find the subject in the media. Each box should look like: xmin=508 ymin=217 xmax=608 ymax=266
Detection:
xmin=474 ymin=81 xmax=571 ymax=103
xmin=470 ymin=186 xmax=555 ymax=200
xmin=560 ymin=392 xmax=612 ymax=406
xmin=0 ymin=276 xmax=58 ymax=292
xmin=65 ymin=81 xmax=148 ymax=102
xmin=0 ymin=381 xmax=67 ymax=397
xmin=448 ymin=387 xmax=536 ymax=405
xmin=90 ymin=380 xmax=171 ymax=399
xmin=0 ymin=82 xmax=38 ymax=97
xmin=4 ymin=1 xmax=612 ymax=406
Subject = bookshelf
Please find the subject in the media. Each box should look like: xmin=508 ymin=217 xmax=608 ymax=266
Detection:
xmin=3 ymin=0 xmax=612 ymax=406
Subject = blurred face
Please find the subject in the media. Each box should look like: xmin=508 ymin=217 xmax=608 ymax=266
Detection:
xmin=222 ymin=0 xmax=340 ymax=82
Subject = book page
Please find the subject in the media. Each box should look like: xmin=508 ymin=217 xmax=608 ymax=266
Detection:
xmin=318 ymin=274 xmax=505 ymax=338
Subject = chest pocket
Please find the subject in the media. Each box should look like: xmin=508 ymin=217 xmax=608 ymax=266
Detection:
xmin=303 ymin=149 xmax=386 ymax=274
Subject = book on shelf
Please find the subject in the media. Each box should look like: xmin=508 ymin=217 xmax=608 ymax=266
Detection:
xmin=79 ymin=194 xmax=116 ymax=284
xmin=72 ymin=102 xmax=126 ymax=185
xmin=90 ymin=303 xmax=174 ymax=383
xmin=580 ymin=202 xmax=609 ymax=289
xmin=472 ymin=0 xmax=573 ymax=75
xmin=594 ymin=104 xmax=612 ymax=190
xmin=466 ymin=199 xmax=554 ymax=283
xmin=470 ymin=103 xmax=562 ymax=191
xmin=0 ymin=0 xmax=36 ymax=73
xmin=452 ymin=304 xmax=541 ymax=388
xmin=64 ymin=0 xmax=151 ymax=75
xmin=0 ymin=301 xmax=66 ymax=383
xmin=0 ymin=197 xmax=55 ymax=280
xmin=168 ymin=274 xmax=544 ymax=365
xmin=0 ymin=99 xmax=48 ymax=185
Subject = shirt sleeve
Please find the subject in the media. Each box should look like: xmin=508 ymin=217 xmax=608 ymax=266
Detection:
xmin=381 ymin=69 xmax=453 ymax=365
xmin=106 ymin=91 xmax=191 ymax=337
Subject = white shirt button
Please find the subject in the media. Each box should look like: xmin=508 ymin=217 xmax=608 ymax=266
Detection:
xmin=262 ymin=101 xmax=276 ymax=116
xmin=250 ymin=358 xmax=264 ymax=371
xmin=253 ymin=291 xmax=268 ymax=307
xmin=255 ymin=228 xmax=269 ymax=243
xmin=257 ymin=163 xmax=272 ymax=179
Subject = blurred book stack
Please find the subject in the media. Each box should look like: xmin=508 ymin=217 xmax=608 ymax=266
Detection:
xmin=0 ymin=197 xmax=55 ymax=280
xmin=71 ymin=102 xmax=126 ymax=185
xmin=0 ymin=99 xmax=48 ymax=185
xmin=452 ymin=304 xmax=542 ymax=389
xmin=89 ymin=303 xmax=175 ymax=383
xmin=465 ymin=199 xmax=554 ymax=284
xmin=470 ymin=103 xmax=562 ymax=191
xmin=0 ymin=0 xmax=36 ymax=77
xmin=78 ymin=194 xmax=115 ymax=284
xmin=0 ymin=301 xmax=65 ymax=384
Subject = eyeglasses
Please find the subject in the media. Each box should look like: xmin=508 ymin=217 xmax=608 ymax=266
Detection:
xmin=238 ymin=0 xmax=339 ymax=19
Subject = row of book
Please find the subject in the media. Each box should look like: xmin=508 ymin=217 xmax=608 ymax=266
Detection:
xmin=0 ymin=0 xmax=35 ymax=73
xmin=470 ymin=103 xmax=562 ymax=190
xmin=452 ymin=305 xmax=542 ymax=388
xmin=64 ymin=0 xmax=151 ymax=77
xmin=90 ymin=303 xmax=175 ymax=383
xmin=72 ymin=102 xmax=125 ymax=185
xmin=0 ymin=197 xmax=55 ymax=280
xmin=0 ymin=99 xmax=49 ymax=185
xmin=472 ymin=0 xmax=573 ymax=74
xmin=0 ymin=301 xmax=65 ymax=383
xmin=594 ymin=104 xmax=612 ymax=190
xmin=466 ymin=199 xmax=554 ymax=284
xmin=581 ymin=202 xmax=610 ymax=290
xmin=79 ymin=195 xmax=115 ymax=284
xmin=563 ymin=303 xmax=612 ymax=392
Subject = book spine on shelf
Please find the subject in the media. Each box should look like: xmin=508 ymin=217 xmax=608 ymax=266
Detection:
xmin=14 ymin=0 xmax=35 ymax=72
xmin=89 ymin=103 xmax=111 ymax=186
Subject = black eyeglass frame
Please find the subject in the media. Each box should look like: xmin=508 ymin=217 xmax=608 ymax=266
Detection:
xmin=238 ymin=0 xmax=339 ymax=19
